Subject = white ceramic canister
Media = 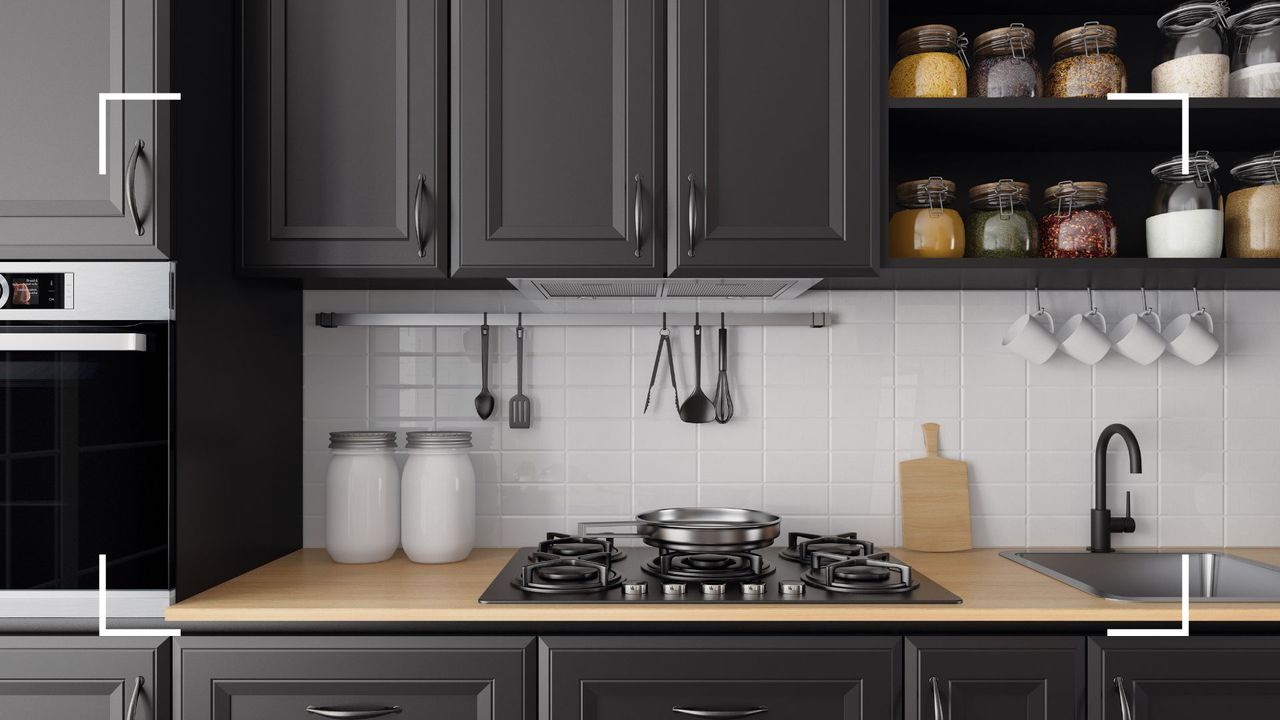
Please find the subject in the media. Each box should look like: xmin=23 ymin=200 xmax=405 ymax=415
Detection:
xmin=325 ymin=431 xmax=401 ymax=564
xmin=402 ymin=431 xmax=476 ymax=564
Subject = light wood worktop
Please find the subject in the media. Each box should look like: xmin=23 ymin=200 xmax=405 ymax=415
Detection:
xmin=165 ymin=547 xmax=1280 ymax=624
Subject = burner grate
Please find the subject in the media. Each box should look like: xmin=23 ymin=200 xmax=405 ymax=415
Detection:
xmin=532 ymin=532 xmax=626 ymax=562
xmin=642 ymin=550 xmax=776 ymax=583
xmin=801 ymin=551 xmax=920 ymax=594
xmin=512 ymin=551 xmax=625 ymax=594
xmin=780 ymin=531 xmax=876 ymax=564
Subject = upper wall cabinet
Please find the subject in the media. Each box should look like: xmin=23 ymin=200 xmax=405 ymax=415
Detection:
xmin=0 ymin=0 xmax=169 ymax=259
xmin=669 ymin=0 xmax=876 ymax=277
xmin=452 ymin=0 xmax=662 ymax=278
xmin=240 ymin=0 xmax=447 ymax=277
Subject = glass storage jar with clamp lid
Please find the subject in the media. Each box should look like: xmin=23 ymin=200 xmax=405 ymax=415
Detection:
xmin=889 ymin=177 xmax=966 ymax=258
xmin=889 ymin=24 xmax=969 ymax=98
xmin=1228 ymin=1 xmax=1280 ymax=96
xmin=970 ymin=23 xmax=1043 ymax=97
xmin=966 ymin=180 xmax=1040 ymax=258
xmin=1147 ymin=151 xmax=1224 ymax=258
xmin=1153 ymin=1 xmax=1231 ymax=96
xmin=1047 ymin=22 xmax=1128 ymax=97
xmin=1041 ymin=181 xmax=1119 ymax=258
xmin=1226 ymin=151 xmax=1280 ymax=256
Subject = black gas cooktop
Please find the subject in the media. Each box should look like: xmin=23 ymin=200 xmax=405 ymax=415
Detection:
xmin=479 ymin=532 xmax=962 ymax=604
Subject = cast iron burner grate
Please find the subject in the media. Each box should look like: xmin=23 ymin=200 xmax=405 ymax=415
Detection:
xmin=642 ymin=550 xmax=776 ymax=583
xmin=779 ymin=531 xmax=876 ymax=564
xmin=530 ymin=532 xmax=626 ymax=562
xmin=512 ymin=551 xmax=625 ymax=594
xmin=802 ymin=551 xmax=920 ymax=594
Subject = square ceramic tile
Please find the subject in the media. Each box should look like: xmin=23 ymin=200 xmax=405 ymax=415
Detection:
xmin=830 ymin=386 xmax=894 ymax=419
xmin=698 ymin=483 xmax=764 ymax=509
xmin=764 ymin=452 xmax=828 ymax=483
xmin=565 ymin=484 xmax=632 ymax=516
xmin=830 ymin=323 xmax=895 ymax=355
xmin=969 ymin=483 xmax=1027 ymax=516
xmin=565 ymin=452 xmax=632 ymax=484
xmin=896 ymin=291 xmax=960 ymax=323
xmin=634 ymin=452 xmax=697 ymax=484
xmin=961 ymin=387 xmax=1026 ymax=419
xmin=896 ymin=355 xmax=962 ymax=387
xmin=765 ymin=418 xmax=829 ymax=451
xmin=961 ymin=291 xmax=1027 ymax=324
xmin=502 ymin=452 xmax=566 ymax=484
xmin=565 ymin=419 xmax=630 ymax=450
xmin=699 ymin=452 xmax=764 ymax=484
xmin=1027 ymin=387 xmax=1092 ymax=419
xmin=897 ymin=323 xmax=959 ymax=355
xmin=829 ymin=291 xmax=895 ymax=323
xmin=634 ymin=484 xmax=697 ymax=512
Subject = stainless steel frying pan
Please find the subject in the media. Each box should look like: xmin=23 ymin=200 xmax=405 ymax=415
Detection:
xmin=578 ymin=507 xmax=781 ymax=552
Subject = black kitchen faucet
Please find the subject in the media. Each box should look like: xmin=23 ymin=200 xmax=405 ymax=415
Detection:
xmin=1089 ymin=424 xmax=1141 ymax=553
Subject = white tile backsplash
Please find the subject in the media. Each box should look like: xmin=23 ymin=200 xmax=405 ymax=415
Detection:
xmin=302 ymin=289 xmax=1280 ymax=549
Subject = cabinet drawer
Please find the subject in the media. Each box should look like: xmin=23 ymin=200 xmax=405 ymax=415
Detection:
xmin=0 ymin=637 xmax=168 ymax=720
xmin=176 ymin=637 xmax=534 ymax=720
xmin=906 ymin=637 xmax=1085 ymax=720
xmin=541 ymin=636 xmax=899 ymax=720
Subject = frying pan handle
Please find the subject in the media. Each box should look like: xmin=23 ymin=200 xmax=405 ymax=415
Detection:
xmin=576 ymin=520 xmax=650 ymax=539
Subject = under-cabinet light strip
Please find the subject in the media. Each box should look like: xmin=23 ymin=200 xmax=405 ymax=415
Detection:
xmin=315 ymin=312 xmax=831 ymax=329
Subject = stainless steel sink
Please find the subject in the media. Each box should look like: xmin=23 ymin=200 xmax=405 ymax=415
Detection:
xmin=1002 ymin=551 xmax=1280 ymax=602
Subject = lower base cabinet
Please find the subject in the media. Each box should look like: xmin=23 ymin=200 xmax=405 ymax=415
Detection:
xmin=0 ymin=637 xmax=168 ymax=720
xmin=907 ymin=637 xmax=1086 ymax=720
xmin=175 ymin=637 xmax=535 ymax=720
xmin=540 ymin=636 xmax=900 ymax=720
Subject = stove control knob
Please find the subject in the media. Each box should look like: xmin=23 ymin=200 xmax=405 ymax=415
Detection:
xmin=780 ymin=582 xmax=806 ymax=596
xmin=741 ymin=583 xmax=767 ymax=595
xmin=662 ymin=583 xmax=688 ymax=595
xmin=701 ymin=583 xmax=726 ymax=595
xmin=623 ymin=583 xmax=649 ymax=596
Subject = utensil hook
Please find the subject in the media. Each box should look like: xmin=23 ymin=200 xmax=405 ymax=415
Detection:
xmin=1138 ymin=287 xmax=1161 ymax=332
xmin=1084 ymin=287 xmax=1107 ymax=332
xmin=1031 ymin=286 xmax=1055 ymax=333
xmin=1192 ymin=287 xmax=1215 ymax=334
xmin=720 ymin=312 xmax=726 ymax=329
xmin=661 ymin=311 xmax=670 ymax=336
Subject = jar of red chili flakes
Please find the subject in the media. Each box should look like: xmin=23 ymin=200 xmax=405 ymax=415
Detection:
xmin=1040 ymin=181 xmax=1118 ymax=258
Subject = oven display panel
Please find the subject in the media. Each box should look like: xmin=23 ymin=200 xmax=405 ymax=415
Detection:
xmin=2 ymin=273 xmax=65 ymax=309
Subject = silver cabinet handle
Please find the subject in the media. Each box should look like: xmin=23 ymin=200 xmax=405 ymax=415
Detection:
xmin=672 ymin=707 xmax=767 ymax=719
xmin=413 ymin=174 xmax=432 ymax=258
xmin=305 ymin=706 xmax=403 ymax=720
xmin=0 ymin=332 xmax=147 ymax=352
xmin=1114 ymin=677 xmax=1133 ymax=720
xmin=126 ymin=676 xmax=144 ymax=720
xmin=929 ymin=677 xmax=946 ymax=720
xmin=686 ymin=173 xmax=698 ymax=257
xmin=126 ymin=139 xmax=145 ymax=236
xmin=633 ymin=173 xmax=643 ymax=258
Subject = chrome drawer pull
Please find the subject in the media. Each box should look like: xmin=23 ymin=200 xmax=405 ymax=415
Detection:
xmin=1114 ymin=677 xmax=1134 ymax=720
xmin=633 ymin=173 xmax=644 ymax=258
xmin=126 ymin=139 xmax=145 ymax=236
xmin=126 ymin=676 xmax=144 ymax=720
xmin=929 ymin=677 xmax=946 ymax=720
xmin=305 ymin=706 xmax=403 ymax=719
xmin=672 ymin=706 xmax=767 ymax=719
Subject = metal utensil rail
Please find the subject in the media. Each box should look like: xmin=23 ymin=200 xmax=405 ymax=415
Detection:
xmin=315 ymin=312 xmax=831 ymax=328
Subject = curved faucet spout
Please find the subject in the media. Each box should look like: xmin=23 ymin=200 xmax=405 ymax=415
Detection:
xmin=1090 ymin=423 xmax=1142 ymax=553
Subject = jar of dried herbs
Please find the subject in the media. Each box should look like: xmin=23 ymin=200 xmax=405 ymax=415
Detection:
xmin=1228 ymin=1 xmax=1280 ymax=97
xmin=889 ymin=177 xmax=966 ymax=258
xmin=1040 ymin=181 xmax=1118 ymax=258
xmin=889 ymin=24 xmax=969 ymax=98
xmin=1047 ymin=22 xmax=1128 ymax=97
xmin=1225 ymin=151 xmax=1280 ymax=257
xmin=1153 ymin=1 xmax=1231 ymax=97
xmin=966 ymin=180 xmax=1039 ymax=258
xmin=970 ymin=24 xmax=1043 ymax=97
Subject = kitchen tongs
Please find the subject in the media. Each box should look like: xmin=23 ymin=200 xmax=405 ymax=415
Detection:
xmin=643 ymin=313 xmax=680 ymax=414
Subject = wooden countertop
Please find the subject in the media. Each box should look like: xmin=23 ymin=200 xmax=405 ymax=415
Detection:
xmin=165 ymin=547 xmax=1280 ymax=624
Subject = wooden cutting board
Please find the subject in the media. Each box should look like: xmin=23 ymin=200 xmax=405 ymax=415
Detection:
xmin=899 ymin=423 xmax=972 ymax=552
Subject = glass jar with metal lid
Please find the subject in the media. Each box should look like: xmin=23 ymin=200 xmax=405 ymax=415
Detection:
xmin=1147 ymin=152 xmax=1224 ymax=258
xmin=1047 ymin=22 xmax=1128 ymax=97
xmin=1040 ymin=181 xmax=1119 ymax=258
xmin=966 ymin=180 xmax=1040 ymax=258
xmin=1228 ymin=1 xmax=1280 ymax=96
xmin=401 ymin=431 xmax=476 ymax=564
xmin=1153 ymin=1 xmax=1231 ymax=96
xmin=970 ymin=24 xmax=1043 ymax=97
xmin=889 ymin=24 xmax=969 ymax=98
xmin=325 ymin=431 xmax=401 ymax=564
xmin=889 ymin=177 xmax=965 ymax=258
xmin=1226 ymin=151 xmax=1280 ymax=256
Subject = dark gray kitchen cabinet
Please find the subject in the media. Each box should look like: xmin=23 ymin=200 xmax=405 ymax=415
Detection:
xmin=451 ymin=0 xmax=662 ymax=277
xmin=0 ymin=0 xmax=169 ymax=258
xmin=668 ymin=0 xmax=876 ymax=277
xmin=907 ymin=637 xmax=1085 ymax=720
xmin=240 ymin=0 xmax=447 ymax=276
xmin=176 ymin=636 xmax=535 ymax=720
xmin=541 ymin=636 xmax=899 ymax=720
xmin=1091 ymin=637 xmax=1280 ymax=719
xmin=0 ymin=637 xmax=169 ymax=720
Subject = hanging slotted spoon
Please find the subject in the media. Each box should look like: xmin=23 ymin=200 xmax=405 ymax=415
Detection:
xmin=509 ymin=313 xmax=532 ymax=429
xmin=678 ymin=313 xmax=716 ymax=424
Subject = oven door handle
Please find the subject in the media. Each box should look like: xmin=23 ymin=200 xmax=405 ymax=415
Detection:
xmin=0 ymin=333 xmax=147 ymax=352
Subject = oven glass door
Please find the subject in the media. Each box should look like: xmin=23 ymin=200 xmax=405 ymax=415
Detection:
xmin=0 ymin=322 xmax=170 ymax=590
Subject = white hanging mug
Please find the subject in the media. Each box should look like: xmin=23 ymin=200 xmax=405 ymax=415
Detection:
xmin=1164 ymin=294 xmax=1219 ymax=365
xmin=1059 ymin=309 xmax=1111 ymax=365
xmin=1002 ymin=306 xmax=1058 ymax=364
xmin=1111 ymin=290 xmax=1166 ymax=366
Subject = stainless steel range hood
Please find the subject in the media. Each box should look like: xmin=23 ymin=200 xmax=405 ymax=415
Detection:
xmin=509 ymin=278 xmax=820 ymax=301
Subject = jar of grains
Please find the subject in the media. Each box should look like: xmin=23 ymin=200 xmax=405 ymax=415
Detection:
xmin=966 ymin=180 xmax=1040 ymax=257
xmin=889 ymin=24 xmax=969 ymax=98
xmin=1225 ymin=151 xmax=1280 ymax=257
xmin=1047 ymin=22 xmax=1128 ymax=97
xmin=1228 ymin=1 xmax=1280 ymax=96
xmin=1153 ymin=1 xmax=1231 ymax=96
xmin=970 ymin=24 xmax=1043 ymax=97
xmin=889 ymin=177 xmax=966 ymax=258
xmin=1147 ymin=151 xmax=1224 ymax=258
xmin=1041 ymin=181 xmax=1119 ymax=258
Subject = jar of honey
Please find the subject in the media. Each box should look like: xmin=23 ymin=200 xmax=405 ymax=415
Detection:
xmin=889 ymin=177 xmax=965 ymax=258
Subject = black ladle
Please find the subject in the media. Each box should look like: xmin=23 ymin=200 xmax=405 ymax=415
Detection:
xmin=474 ymin=313 xmax=495 ymax=420
xmin=678 ymin=313 xmax=717 ymax=424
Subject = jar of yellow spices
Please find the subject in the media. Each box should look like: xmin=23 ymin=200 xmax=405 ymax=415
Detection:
xmin=1047 ymin=22 xmax=1128 ymax=97
xmin=889 ymin=24 xmax=969 ymax=98
xmin=1226 ymin=151 xmax=1280 ymax=257
xmin=889 ymin=177 xmax=966 ymax=258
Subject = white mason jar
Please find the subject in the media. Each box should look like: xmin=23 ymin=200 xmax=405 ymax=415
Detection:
xmin=402 ymin=431 xmax=475 ymax=564
xmin=325 ymin=431 xmax=400 ymax=564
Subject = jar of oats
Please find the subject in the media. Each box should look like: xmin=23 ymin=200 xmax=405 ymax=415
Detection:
xmin=889 ymin=24 xmax=969 ymax=98
xmin=1225 ymin=151 xmax=1280 ymax=257
xmin=1153 ymin=1 xmax=1231 ymax=97
xmin=1228 ymin=1 xmax=1280 ymax=97
xmin=1047 ymin=22 xmax=1128 ymax=97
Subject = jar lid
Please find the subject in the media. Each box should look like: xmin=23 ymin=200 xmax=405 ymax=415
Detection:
xmin=329 ymin=431 xmax=397 ymax=450
xmin=1052 ymin=22 xmax=1119 ymax=55
xmin=1158 ymin=1 xmax=1231 ymax=32
xmin=1043 ymin=181 xmax=1109 ymax=210
xmin=974 ymin=24 xmax=1036 ymax=57
xmin=896 ymin=177 xmax=957 ymax=208
xmin=406 ymin=431 xmax=473 ymax=449
xmin=969 ymin=180 xmax=1032 ymax=204
xmin=1230 ymin=150 xmax=1280 ymax=185
xmin=1151 ymin=151 xmax=1220 ymax=185
xmin=1228 ymin=1 xmax=1280 ymax=30
xmin=897 ymin=24 xmax=967 ymax=58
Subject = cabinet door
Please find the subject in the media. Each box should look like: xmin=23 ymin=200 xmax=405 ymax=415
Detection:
xmin=240 ymin=0 xmax=446 ymax=275
xmin=670 ymin=0 xmax=875 ymax=276
xmin=542 ymin=636 xmax=899 ymax=720
xmin=906 ymin=637 xmax=1085 ymax=720
xmin=0 ymin=637 xmax=168 ymax=720
xmin=452 ymin=0 xmax=662 ymax=277
xmin=176 ymin=637 xmax=534 ymax=720
xmin=1092 ymin=637 xmax=1280 ymax=719
xmin=0 ymin=0 xmax=167 ymax=258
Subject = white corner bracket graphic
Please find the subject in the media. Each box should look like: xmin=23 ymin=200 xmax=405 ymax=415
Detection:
xmin=1107 ymin=553 xmax=1190 ymax=637
xmin=98 ymin=93 xmax=182 ymax=175
xmin=98 ymin=554 xmax=180 ymax=637
xmin=1106 ymin=92 xmax=1192 ymax=174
